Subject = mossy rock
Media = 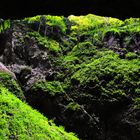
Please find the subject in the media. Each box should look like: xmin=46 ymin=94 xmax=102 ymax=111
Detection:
xmin=24 ymin=15 xmax=67 ymax=34
xmin=3 ymin=14 xmax=140 ymax=140
xmin=68 ymin=50 xmax=140 ymax=98
xmin=25 ymin=32 xmax=61 ymax=54
xmin=0 ymin=72 xmax=25 ymax=100
xmin=31 ymin=80 xmax=65 ymax=96
xmin=0 ymin=86 xmax=78 ymax=140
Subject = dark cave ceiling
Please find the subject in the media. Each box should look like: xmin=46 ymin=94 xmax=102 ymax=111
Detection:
xmin=0 ymin=0 xmax=140 ymax=19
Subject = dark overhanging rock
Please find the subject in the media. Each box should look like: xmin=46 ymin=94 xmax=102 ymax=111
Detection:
xmin=0 ymin=0 xmax=140 ymax=19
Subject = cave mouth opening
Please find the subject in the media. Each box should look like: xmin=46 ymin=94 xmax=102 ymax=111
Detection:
xmin=0 ymin=0 xmax=140 ymax=20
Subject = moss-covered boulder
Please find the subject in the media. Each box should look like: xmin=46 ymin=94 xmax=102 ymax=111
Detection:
xmin=0 ymin=86 xmax=78 ymax=140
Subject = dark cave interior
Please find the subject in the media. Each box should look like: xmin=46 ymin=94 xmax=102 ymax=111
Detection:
xmin=0 ymin=0 xmax=140 ymax=19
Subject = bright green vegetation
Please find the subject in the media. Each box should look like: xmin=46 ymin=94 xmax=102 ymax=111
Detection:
xmin=0 ymin=20 xmax=10 ymax=33
xmin=26 ymin=32 xmax=61 ymax=53
xmin=68 ymin=14 xmax=123 ymax=41
xmin=24 ymin=15 xmax=66 ymax=33
xmin=124 ymin=18 xmax=140 ymax=32
xmin=68 ymin=14 xmax=123 ymax=35
xmin=23 ymin=14 xmax=140 ymax=40
xmin=68 ymin=14 xmax=140 ymax=40
xmin=32 ymin=81 xmax=65 ymax=96
xmin=60 ymin=47 xmax=140 ymax=97
xmin=53 ymin=14 xmax=140 ymax=98
xmin=0 ymin=86 xmax=78 ymax=140
xmin=0 ymin=72 xmax=24 ymax=100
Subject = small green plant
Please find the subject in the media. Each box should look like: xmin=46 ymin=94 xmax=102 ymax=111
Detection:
xmin=69 ymin=49 xmax=140 ymax=97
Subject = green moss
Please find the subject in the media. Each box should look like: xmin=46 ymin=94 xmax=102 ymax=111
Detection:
xmin=68 ymin=14 xmax=140 ymax=41
xmin=71 ymin=42 xmax=96 ymax=56
xmin=60 ymin=42 xmax=97 ymax=70
xmin=24 ymin=15 xmax=41 ymax=23
xmin=26 ymin=32 xmax=61 ymax=53
xmin=67 ymin=102 xmax=80 ymax=111
xmin=24 ymin=15 xmax=66 ymax=33
xmin=0 ymin=20 xmax=10 ymax=33
xmin=68 ymin=14 xmax=123 ymax=32
xmin=125 ymin=52 xmax=138 ymax=60
xmin=0 ymin=72 xmax=24 ymax=100
xmin=45 ymin=15 xmax=67 ymax=33
xmin=69 ymin=50 xmax=140 ymax=97
xmin=32 ymin=81 xmax=65 ymax=96
xmin=135 ymin=88 xmax=140 ymax=95
xmin=1 ymin=13 xmax=140 ymax=139
xmin=123 ymin=18 xmax=140 ymax=32
xmin=0 ymin=86 xmax=78 ymax=140
xmin=134 ymin=97 xmax=140 ymax=109
xmin=68 ymin=14 xmax=124 ymax=39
